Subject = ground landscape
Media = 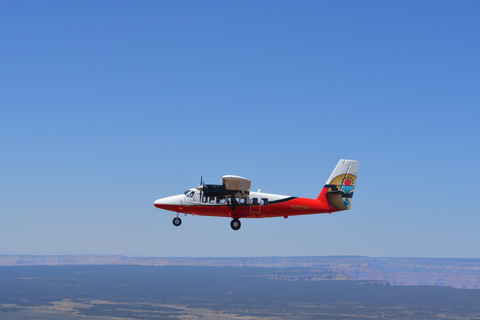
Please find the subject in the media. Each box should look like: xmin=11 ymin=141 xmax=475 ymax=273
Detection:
xmin=2 ymin=255 xmax=480 ymax=289
xmin=1 ymin=256 xmax=480 ymax=319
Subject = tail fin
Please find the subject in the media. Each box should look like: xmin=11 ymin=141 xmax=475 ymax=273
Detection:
xmin=318 ymin=159 xmax=360 ymax=211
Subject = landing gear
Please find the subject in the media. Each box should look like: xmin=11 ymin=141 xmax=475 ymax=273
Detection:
xmin=173 ymin=217 xmax=182 ymax=227
xmin=230 ymin=219 xmax=241 ymax=231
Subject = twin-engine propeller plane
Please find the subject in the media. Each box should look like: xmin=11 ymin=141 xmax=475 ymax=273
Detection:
xmin=154 ymin=159 xmax=359 ymax=230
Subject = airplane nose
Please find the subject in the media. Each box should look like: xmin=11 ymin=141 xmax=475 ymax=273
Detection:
xmin=154 ymin=197 xmax=169 ymax=208
xmin=154 ymin=195 xmax=183 ymax=208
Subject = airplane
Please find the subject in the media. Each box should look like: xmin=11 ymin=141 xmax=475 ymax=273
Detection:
xmin=154 ymin=159 xmax=359 ymax=230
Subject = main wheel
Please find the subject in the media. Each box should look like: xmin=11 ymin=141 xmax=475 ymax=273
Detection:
xmin=230 ymin=219 xmax=241 ymax=231
xmin=173 ymin=217 xmax=182 ymax=227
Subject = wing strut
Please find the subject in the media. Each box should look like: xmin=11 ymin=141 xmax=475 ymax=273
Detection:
xmin=230 ymin=194 xmax=235 ymax=211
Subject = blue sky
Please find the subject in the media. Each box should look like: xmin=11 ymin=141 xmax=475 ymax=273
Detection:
xmin=1 ymin=1 xmax=479 ymax=258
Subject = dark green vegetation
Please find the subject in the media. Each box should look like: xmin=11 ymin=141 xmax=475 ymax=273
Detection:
xmin=0 ymin=266 xmax=480 ymax=319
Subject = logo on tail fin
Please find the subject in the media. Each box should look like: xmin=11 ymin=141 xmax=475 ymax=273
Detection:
xmin=324 ymin=159 xmax=359 ymax=210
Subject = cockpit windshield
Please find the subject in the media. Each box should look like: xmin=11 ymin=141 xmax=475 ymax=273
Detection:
xmin=185 ymin=190 xmax=195 ymax=198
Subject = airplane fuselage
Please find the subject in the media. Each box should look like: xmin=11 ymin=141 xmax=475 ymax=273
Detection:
xmin=154 ymin=189 xmax=339 ymax=220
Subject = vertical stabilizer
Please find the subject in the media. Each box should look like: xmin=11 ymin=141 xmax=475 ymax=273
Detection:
xmin=320 ymin=159 xmax=359 ymax=211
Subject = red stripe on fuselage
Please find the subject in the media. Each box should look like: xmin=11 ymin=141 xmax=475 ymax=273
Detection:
xmin=154 ymin=196 xmax=337 ymax=219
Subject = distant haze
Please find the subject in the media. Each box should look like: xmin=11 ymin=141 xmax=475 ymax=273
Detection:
xmin=2 ymin=255 xmax=480 ymax=289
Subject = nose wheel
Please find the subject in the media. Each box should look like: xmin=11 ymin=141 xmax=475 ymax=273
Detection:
xmin=230 ymin=219 xmax=241 ymax=231
xmin=173 ymin=217 xmax=182 ymax=227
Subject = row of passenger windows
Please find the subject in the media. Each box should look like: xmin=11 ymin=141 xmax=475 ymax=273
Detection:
xmin=184 ymin=190 xmax=268 ymax=205
xmin=201 ymin=196 xmax=268 ymax=206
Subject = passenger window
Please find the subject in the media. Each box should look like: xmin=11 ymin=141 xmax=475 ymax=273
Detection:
xmin=202 ymin=196 xmax=207 ymax=203
xmin=262 ymin=198 xmax=268 ymax=206
xmin=234 ymin=197 xmax=240 ymax=204
xmin=209 ymin=197 xmax=215 ymax=204
xmin=252 ymin=198 xmax=259 ymax=205
xmin=217 ymin=197 xmax=226 ymax=204
xmin=227 ymin=198 xmax=231 ymax=205
xmin=240 ymin=197 xmax=246 ymax=204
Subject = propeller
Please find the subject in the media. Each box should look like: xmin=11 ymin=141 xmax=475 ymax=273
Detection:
xmin=198 ymin=174 xmax=204 ymax=201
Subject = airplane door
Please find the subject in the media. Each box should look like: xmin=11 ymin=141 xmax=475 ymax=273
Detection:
xmin=184 ymin=191 xmax=195 ymax=207
xmin=250 ymin=197 xmax=261 ymax=213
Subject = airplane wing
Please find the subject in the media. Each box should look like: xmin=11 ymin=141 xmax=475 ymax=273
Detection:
xmin=222 ymin=175 xmax=251 ymax=195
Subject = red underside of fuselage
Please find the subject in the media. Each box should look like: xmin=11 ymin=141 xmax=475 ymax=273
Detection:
xmin=154 ymin=197 xmax=340 ymax=220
